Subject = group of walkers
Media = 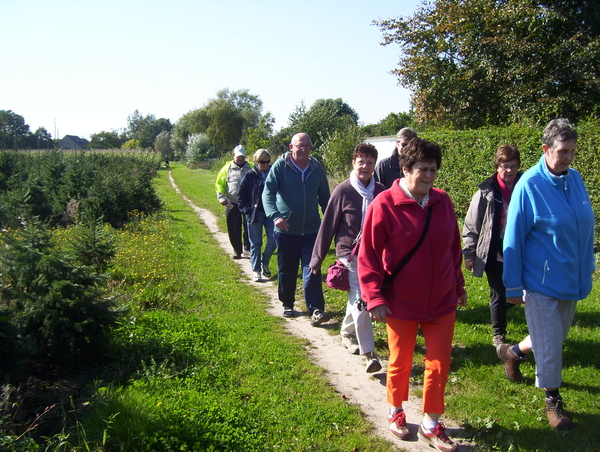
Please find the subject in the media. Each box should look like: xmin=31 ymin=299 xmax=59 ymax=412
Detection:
xmin=215 ymin=119 xmax=595 ymax=451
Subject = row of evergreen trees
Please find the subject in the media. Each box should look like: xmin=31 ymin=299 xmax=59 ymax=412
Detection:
xmin=0 ymin=149 xmax=163 ymax=380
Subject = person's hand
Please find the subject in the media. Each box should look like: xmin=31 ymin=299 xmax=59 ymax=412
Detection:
xmin=464 ymin=259 xmax=474 ymax=271
xmin=275 ymin=217 xmax=289 ymax=231
xmin=310 ymin=265 xmax=320 ymax=275
xmin=458 ymin=293 xmax=468 ymax=307
xmin=370 ymin=305 xmax=391 ymax=323
xmin=507 ymin=296 xmax=524 ymax=306
xmin=219 ymin=199 xmax=228 ymax=206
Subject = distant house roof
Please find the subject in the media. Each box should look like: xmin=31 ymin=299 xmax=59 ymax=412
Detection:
xmin=58 ymin=135 xmax=89 ymax=150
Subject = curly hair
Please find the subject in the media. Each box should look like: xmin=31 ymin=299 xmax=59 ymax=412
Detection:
xmin=400 ymin=137 xmax=442 ymax=170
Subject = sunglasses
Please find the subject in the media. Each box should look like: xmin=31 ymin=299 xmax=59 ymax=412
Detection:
xmin=258 ymin=160 xmax=270 ymax=164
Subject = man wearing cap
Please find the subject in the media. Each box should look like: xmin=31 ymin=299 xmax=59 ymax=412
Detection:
xmin=374 ymin=127 xmax=417 ymax=189
xmin=215 ymin=145 xmax=253 ymax=259
xmin=262 ymin=132 xmax=331 ymax=325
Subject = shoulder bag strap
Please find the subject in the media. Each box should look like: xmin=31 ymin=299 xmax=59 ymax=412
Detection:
xmin=381 ymin=204 xmax=434 ymax=295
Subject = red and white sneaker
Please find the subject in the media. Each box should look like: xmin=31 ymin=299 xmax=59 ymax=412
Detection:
xmin=418 ymin=422 xmax=457 ymax=452
xmin=388 ymin=409 xmax=410 ymax=440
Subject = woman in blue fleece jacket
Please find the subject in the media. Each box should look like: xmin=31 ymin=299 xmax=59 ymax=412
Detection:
xmin=498 ymin=118 xmax=595 ymax=431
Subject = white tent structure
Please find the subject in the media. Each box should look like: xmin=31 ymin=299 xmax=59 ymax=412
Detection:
xmin=362 ymin=135 xmax=396 ymax=164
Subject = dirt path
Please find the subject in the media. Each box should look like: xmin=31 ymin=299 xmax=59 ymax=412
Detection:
xmin=169 ymin=173 xmax=477 ymax=451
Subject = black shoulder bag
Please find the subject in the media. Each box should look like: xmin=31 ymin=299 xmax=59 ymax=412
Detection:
xmin=381 ymin=205 xmax=434 ymax=295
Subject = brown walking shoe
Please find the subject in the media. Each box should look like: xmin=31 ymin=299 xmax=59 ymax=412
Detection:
xmin=496 ymin=343 xmax=526 ymax=382
xmin=546 ymin=397 xmax=573 ymax=430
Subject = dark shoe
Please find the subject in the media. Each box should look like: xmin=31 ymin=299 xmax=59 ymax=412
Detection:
xmin=310 ymin=310 xmax=330 ymax=326
xmin=232 ymin=253 xmax=242 ymax=260
xmin=341 ymin=334 xmax=360 ymax=355
xmin=262 ymin=265 xmax=272 ymax=279
xmin=493 ymin=334 xmax=506 ymax=347
xmin=496 ymin=343 xmax=526 ymax=382
xmin=389 ymin=409 xmax=410 ymax=440
xmin=365 ymin=352 xmax=382 ymax=373
xmin=283 ymin=307 xmax=294 ymax=318
xmin=546 ymin=397 xmax=573 ymax=430
xmin=418 ymin=423 xmax=457 ymax=452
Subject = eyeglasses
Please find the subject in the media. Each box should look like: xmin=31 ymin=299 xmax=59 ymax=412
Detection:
xmin=293 ymin=144 xmax=311 ymax=150
xmin=498 ymin=164 xmax=519 ymax=170
xmin=258 ymin=160 xmax=270 ymax=164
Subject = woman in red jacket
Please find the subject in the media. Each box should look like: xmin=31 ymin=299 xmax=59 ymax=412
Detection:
xmin=358 ymin=137 xmax=467 ymax=452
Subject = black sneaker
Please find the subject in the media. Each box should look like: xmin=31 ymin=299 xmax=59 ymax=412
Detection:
xmin=283 ymin=307 xmax=294 ymax=318
xmin=262 ymin=265 xmax=272 ymax=279
xmin=310 ymin=310 xmax=329 ymax=326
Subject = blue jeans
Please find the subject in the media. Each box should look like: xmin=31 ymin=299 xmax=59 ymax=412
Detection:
xmin=275 ymin=231 xmax=325 ymax=314
xmin=247 ymin=211 xmax=276 ymax=273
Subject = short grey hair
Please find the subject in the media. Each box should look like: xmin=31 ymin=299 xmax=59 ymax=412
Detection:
xmin=396 ymin=127 xmax=417 ymax=141
xmin=542 ymin=118 xmax=577 ymax=149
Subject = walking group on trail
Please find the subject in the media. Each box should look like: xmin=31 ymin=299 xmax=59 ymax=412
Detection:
xmin=215 ymin=119 xmax=595 ymax=451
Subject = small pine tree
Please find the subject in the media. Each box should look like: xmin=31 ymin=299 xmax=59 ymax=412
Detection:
xmin=0 ymin=212 xmax=119 ymax=366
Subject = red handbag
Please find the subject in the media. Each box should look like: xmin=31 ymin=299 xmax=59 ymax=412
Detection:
xmin=325 ymin=241 xmax=359 ymax=291
xmin=326 ymin=260 xmax=350 ymax=291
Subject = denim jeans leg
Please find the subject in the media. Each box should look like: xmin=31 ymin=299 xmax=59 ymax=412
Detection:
xmin=301 ymin=232 xmax=325 ymax=314
xmin=247 ymin=218 xmax=263 ymax=273
xmin=261 ymin=214 xmax=276 ymax=268
xmin=276 ymin=232 xmax=301 ymax=308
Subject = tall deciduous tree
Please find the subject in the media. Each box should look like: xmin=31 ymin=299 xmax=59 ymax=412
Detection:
xmin=33 ymin=127 xmax=53 ymax=149
xmin=0 ymin=110 xmax=32 ymax=149
xmin=89 ymin=131 xmax=124 ymax=149
xmin=375 ymin=0 xmax=600 ymax=128
xmin=125 ymin=110 xmax=172 ymax=149
xmin=175 ymin=88 xmax=269 ymax=156
xmin=284 ymin=98 xmax=359 ymax=151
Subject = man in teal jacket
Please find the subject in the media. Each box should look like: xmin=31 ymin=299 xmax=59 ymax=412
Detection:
xmin=262 ymin=133 xmax=331 ymax=324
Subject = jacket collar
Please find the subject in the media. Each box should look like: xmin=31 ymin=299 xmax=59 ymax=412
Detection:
xmin=537 ymin=154 xmax=570 ymax=187
xmin=390 ymin=179 xmax=442 ymax=207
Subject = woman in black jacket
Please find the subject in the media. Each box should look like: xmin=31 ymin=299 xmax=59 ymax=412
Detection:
xmin=238 ymin=149 xmax=277 ymax=282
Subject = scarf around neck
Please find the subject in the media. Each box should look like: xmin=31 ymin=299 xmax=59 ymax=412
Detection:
xmin=399 ymin=177 xmax=429 ymax=208
xmin=350 ymin=171 xmax=375 ymax=227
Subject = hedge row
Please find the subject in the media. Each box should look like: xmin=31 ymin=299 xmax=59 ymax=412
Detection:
xmin=419 ymin=121 xmax=600 ymax=245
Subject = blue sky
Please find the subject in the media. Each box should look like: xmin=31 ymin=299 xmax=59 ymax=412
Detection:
xmin=1 ymin=0 xmax=422 ymax=140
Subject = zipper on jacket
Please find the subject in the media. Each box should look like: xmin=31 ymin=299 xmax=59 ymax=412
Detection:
xmin=542 ymin=259 xmax=550 ymax=284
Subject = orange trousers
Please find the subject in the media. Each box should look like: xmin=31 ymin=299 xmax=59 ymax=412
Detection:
xmin=386 ymin=311 xmax=456 ymax=414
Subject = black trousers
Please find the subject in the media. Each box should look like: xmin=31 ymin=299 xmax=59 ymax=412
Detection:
xmin=485 ymin=259 xmax=513 ymax=337
xmin=225 ymin=202 xmax=249 ymax=255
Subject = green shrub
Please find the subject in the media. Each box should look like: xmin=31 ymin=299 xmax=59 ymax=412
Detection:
xmin=0 ymin=214 xmax=119 ymax=367
xmin=122 ymin=139 xmax=141 ymax=149
xmin=185 ymin=133 xmax=213 ymax=167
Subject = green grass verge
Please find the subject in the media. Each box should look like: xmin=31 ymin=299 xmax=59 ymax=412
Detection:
xmin=166 ymin=163 xmax=600 ymax=452
xmin=76 ymin=163 xmax=397 ymax=451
